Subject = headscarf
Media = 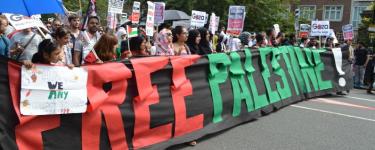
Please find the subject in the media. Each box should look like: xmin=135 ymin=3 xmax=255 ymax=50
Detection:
xmin=239 ymin=32 xmax=251 ymax=46
xmin=155 ymin=29 xmax=174 ymax=56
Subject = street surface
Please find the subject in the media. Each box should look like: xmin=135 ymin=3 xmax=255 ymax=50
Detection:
xmin=169 ymin=89 xmax=375 ymax=150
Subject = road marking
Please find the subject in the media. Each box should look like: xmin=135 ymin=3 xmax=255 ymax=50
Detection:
xmin=312 ymin=98 xmax=375 ymax=110
xmin=344 ymin=96 xmax=375 ymax=103
xmin=291 ymin=105 xmax=375 ymax=122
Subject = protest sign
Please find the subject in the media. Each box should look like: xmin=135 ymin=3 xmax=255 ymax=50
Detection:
xmin=342 ymin=24 xmax=354 ymax=40
xmin=310 ymin=21 xmax=330 ymax=36
xmin=108 ymin=0 xmax=125 ymax=14
xmin=274 ymin=24 xmax=280 ymax=36
xmin=299 ymin=24 xmax=310 ymax=38
xmin=146 ymin=1 xmax=155 ymax=36
xmin=20 ymin=65 xmax=88 ymax=115
xmin=227 ymin=6 xmax=246 ymax=36
xmin=209 ymin=13 xmax=219 ymax=34
xmin=131 ymin=1 xmax=141 ymax=24
xmin=4 ymin=13 xmax=46 ymax=30
xmin=191 ymin=10 xmax=206 ymax=27
xmin=154 ymin=2 xmax=165 ymax=25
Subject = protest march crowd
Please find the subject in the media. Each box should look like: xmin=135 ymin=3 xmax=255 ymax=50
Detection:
xmin=1 ymin=12 xmax=374 ymax=95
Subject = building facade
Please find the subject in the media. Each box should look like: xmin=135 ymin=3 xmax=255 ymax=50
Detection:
xmin=292 ymin=0 xmax=373 ymax=41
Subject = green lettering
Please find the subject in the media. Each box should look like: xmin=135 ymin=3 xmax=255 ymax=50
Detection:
xmin=208 ymin=53 xmax=231 ymax=123
xmin=244 ymin=48 xmax=269 ymax=109
xmin=57 ymin=91 xmax=64 ymax=99
xmin=271 ymin=47 xmax=292 ymax=99
xmin=294 ymin=47 xmax=319 ymax=93
xmin=229 ymin=52 xmax=254 ymax=117
xmin=313 ymin=49 xmax=333 ymax=90
xmin=259 ymin=47 xmax=280 ymax=103
xmin=48 ymin=91 xmax=57 ymax=100
xmin=280 ymin=46 xmax=301 ymax=96
xmin=64 ymin=91 xmax=69 ymax=100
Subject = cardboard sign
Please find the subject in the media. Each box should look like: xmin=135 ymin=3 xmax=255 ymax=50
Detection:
xmin=131 ymin=1 xmax=141 ymax=24
xmin=154 ymin=2 xmax=165 ymax=25
xmin=4 ymin=13 xmax=46 ymax=30
xmin=191 ymin=10 xmax=206 ymax=27
xmin=108 ymin=0 xmax=125 ymax=14
xmin=227 ymin=6 xmax=246 ymax=36
xmin=342 ymin=24 xmax=354 ymax=40
xmin=20 ymin=65 xmax=88 ymax=115
xmin=146 ymin=1 xmax=155 ymax=36
xmin=310 ymin=21 xmax=330 ymax=36
xmin=299 ymin=24 xmax=310 ymax=38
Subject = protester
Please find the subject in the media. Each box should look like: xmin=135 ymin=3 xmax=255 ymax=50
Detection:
xmin=365 ymin=52 xmax=374 ymax=94
xmin=172 ymin=26 xmax=190 ymax=55
xmin=155 ymin=28 xmax=174 ymax=56
xmin=53 ymin=27 xmax=73 ymax=65
xmin=299 ymin=37 xmax=309 ymax=48
xmin=0 ymin=15 xmax=11 ymax=57
xmin=274 ymin=32 xmax=285 ymax=46
xmin=252 ymin=33 xmax=266 ymax=49
xmin=198 ymin=28 xmax=213 ymax=54
xmin=91 ymin=33 xmax=118 ymax=63
xmin=216 ymin=33 xmax=227 ymax=53
xmin=248 ymin=32 xmax=256 ymax=47
xmin=353 ymin=42 xmax=368 ymax=89
xmin=307 ymin=37 xmax=318 ymax=49
xmin=266 ymin=28 xmax=276 ymax=46
xmin=187 ymin=29 xmax=201 ymax=54
xmin=73 ymin=16 xmax=101 ymax=66
xmin=23 ymin=39 xmax=73 ymax=69
xmin=128 ymin=36 xmax=149 ymax=58
xmin=239 ymin=31 xmax=251 ymax=49
xmin=52 ymin=19 xmax=62 ymax=33
xmin=227 ymin=35 xmax=241 ymax=52
xmin=10 ymin=28 xmax=43 ymax=61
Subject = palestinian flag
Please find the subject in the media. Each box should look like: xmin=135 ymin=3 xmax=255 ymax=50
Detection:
xmin=127 ymin=25 xmax=138 ymax=38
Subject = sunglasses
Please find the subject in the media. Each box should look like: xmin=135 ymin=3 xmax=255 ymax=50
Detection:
xmin=166 ymin=33 xmax=173 ymax=37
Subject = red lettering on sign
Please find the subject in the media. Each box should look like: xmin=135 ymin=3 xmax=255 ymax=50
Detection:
xmin=131 ymin=57 xmax=172 ymax=149
xmin=170 ymin=56 xmax=204 ymax=137
xmin=82 ymin=63 xmax=132 ymax=150
xmin=8 ymin=62 xmax=60 ymax=150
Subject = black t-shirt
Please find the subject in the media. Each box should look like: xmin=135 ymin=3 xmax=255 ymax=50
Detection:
xmin=354 ymin=48 xmax=368 ymax=65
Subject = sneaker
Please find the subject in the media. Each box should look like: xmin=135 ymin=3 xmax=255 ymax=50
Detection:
xmin=336 ymin=91 xmax=347 ymax=95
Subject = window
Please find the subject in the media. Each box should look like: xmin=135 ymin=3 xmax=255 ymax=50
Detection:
xmin=300 ymin=5 xmax=316 ymax=20
xmin=323 ymin=5 xmax=343 ymax=21
xmin=352 ymin=6 xmax=367 ymax=29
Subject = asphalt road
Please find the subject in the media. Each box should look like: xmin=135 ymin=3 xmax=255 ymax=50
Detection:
xmin=168 ymin=89 xmax=375 ymax=150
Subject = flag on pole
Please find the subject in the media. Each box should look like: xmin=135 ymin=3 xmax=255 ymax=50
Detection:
xmin=81 ymin=0 xmax=97 ymax=30
xmin=127 ymin=25 xmax=138 ymax=38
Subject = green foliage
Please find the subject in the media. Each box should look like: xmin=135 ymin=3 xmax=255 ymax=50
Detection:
xmin=61 ymin=0 xmax=298 ymax=33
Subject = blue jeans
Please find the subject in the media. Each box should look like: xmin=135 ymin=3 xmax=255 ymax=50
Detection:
xmin=353 ymin=65 xmax=365 ymax=87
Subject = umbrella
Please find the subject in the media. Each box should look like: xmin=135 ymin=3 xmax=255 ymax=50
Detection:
xmin=164 ymin=10 xmax=190 ymax=21
xmin=0 ymin=0 xmax=65 ymax=16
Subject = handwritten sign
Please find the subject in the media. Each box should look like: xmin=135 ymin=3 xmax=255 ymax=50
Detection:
xmin=146 ymin=1 xmax=155 ymax=36
xmin=20 ymin=65 xmax=88 ymax=115
xmin=108 ymin=0 xmax=125 ymax=14
xmin=154 ymin=2 xmax=165 ymax=25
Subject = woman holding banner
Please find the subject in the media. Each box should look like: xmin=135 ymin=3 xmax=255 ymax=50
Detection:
xmin=53 ymin=27 xmax=73 ymax=65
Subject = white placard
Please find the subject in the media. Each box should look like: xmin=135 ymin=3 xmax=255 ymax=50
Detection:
xmin=4 ymin=13 xmax=46 ymax=30
xmin=310 ymin=21 xmax=330 ymax=36
xmin=191 ymin=10 xmax=206 ymax=27
xmin=108 ymin=0 xmax=125 ymax=14
xmin=146 ymin=1 xmax=155 ymax=36
xmin=209 ymin=13 xmax=219 ymax=34
xmin=20 ymin=65 xmax=88 ymax=115
xmin=274 ymin=24 xmax=280 ymax=36
xmin=131 ymin=1 xmax=141 ymax=24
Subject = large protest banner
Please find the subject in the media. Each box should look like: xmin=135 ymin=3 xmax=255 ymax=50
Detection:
xmin=227 ymin=6 xmax=246 ymax=36
xmin=0 ymin=47 xmax=352 ymax=149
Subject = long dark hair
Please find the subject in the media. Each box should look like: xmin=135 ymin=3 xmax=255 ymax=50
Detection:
xmin=172 ymin=26 xmax=185 ymax=43
xmin=129 ymin=36 xmax=145 ymax=51
xmin=198 ymin=28 xmax=212 ymax=55
xmin=52 ymin=27 xmax=71 ymax=39
xmin=32 ymin=39 xmax=59 ymax=64
xmin=186 ymin=29 xmax=200 ymax=54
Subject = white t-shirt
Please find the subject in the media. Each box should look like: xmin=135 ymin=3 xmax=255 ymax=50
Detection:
xmin=11 ymin=32 xmax=42 ymax=61
xmin=74 ymin=31 xmax=101 ymax=64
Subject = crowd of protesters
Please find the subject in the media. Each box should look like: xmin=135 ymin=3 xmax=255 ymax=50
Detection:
xmin=0 ymin=14 xmax=374 ymax=94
